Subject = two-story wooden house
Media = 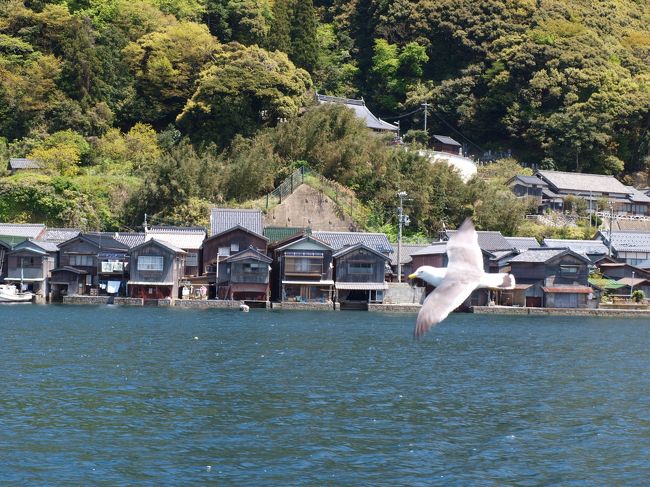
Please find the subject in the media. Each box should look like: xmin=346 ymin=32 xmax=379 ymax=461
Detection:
xmin=52 ymin=233 xmax=130 ymax=297
xmin=508 ymin=248 xmax=593 ymax=308
xmin=127 ymin=239 xmax=185 ymax=301
xmin=5 ymin=239 xmax=58 ymax=302
xmin=333 ymin=243 xmax=390 ymax=307
xmin=145 ymin=226 xmax=206 ymax=278
xmin=202 ymin=225 xmax=270 ymax=300
xmin=270 ymin=235 xmax=334 ymax=303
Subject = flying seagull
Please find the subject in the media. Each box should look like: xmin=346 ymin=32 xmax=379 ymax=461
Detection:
xmin=409 ymin=219 xmax=515 ymax=338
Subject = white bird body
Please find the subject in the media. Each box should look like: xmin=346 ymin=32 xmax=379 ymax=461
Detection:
xmin=414 ymin=265 xmax=515 ymax=290
xmin=409 ymin=219 xmax=515 ymax=338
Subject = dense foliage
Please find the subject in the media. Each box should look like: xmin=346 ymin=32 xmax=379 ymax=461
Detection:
xmin=0 ymin=0 xmax=648 ymax=234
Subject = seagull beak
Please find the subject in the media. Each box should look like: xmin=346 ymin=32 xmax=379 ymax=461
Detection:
xmin=408 ymin=273 xmax=417 ymax=279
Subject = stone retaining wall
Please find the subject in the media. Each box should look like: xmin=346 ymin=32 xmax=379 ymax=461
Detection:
xmin=368 ymin=303 xmax=421 ymax=313
xmin=175 ymin=299 xmax=243 ymax=309
xmin=63 ymin=295 xmax=110 ymax=305
xmin=114 ymin=297 xmax=143 ymax=306
xmin=271 ymin=301 xmax=339 ymax=311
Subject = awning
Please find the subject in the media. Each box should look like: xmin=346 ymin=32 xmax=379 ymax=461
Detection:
xmin=335 ymin=282 xmax=388 ymax=291
xmin=127 ymin=281 xmax=174 ymax=286
xmin=282 ymin=280 xmax=334 ymax=286
xmin=4 ymin=277 xmax=44 ymax=282
xmin=513 ymin=284 xmax=533 ymax=290
xmin=542 ymin=286 xmax=593 ymax=294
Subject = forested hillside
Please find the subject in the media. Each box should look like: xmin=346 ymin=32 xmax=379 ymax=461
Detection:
xmin=0 ymin=0 xmax=648 ymax=234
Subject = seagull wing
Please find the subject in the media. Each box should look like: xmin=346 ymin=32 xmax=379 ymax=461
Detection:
xmin=413 ymin=219 xmax=484 ymax=338
xmin=414 ymin=278 xmax=477 ymax=338
xmin=446 ymin=218 xmax=483 ymax=274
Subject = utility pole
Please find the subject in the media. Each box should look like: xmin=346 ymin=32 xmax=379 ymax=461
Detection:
xmin=421 ymin=102 xmax=431 ymax=135
xmin=397 ymin=192 xmax=404 ymax=283
xmin=608 ymin=203 xmax=614 ymax=257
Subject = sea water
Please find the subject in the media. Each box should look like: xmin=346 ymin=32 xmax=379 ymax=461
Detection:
xmin=1 ymin=305 xmax=649 ymax=485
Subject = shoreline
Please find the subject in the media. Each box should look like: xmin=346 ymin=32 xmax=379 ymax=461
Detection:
xmin=47 ymin=296 xmax=650 ymax=317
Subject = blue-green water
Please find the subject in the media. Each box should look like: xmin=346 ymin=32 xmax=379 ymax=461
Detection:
xmin=1 ymin=305 xmax=649 ymax=485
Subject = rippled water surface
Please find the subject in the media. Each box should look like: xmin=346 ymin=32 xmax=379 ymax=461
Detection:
xmin=1 ymin=305 xmax=649 ymax=485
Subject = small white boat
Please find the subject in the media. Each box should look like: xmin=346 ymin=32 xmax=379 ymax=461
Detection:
xmin=239 ymin=303 xmax=250 ymax=312
xmin=0 ymin=284 xmax=34 ymax=303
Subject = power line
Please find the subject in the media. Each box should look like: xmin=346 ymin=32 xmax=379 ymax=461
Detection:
xmin=380 ymin=106 xmax=424 ymax=120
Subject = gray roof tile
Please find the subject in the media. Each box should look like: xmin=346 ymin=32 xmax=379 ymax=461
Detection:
xmin=0 ymin=223 xmax=46 ymax=239
xmin=505 ymin=237 xmax=540 ymax=251
xmin=509 ymin=248 xmax=568 ymax=263
xmin=600 ymin=231 xmax=650 ymax=253
xmin=211 ymin=208 xmax=263 ymax=236
xmin=9 ymin=158 xmax=41 ymax=170
xmin=312 ymin=231 xmax=392 ymax=254
xmin=433 ymin=135 xmax=461 ymax=146
xmin=537 ymin=170 xmax=630 ymax=194
xmin=445 ymin=229 xmax=513 ymax=252
xmin=44 ymin=228 xmax=80 ymax=243
xmin=389 ymin=243 xmax=430 ymax=265
xmin=316 ymin=94 xmax=398 ymax=132
xmin=146 ymin=226 xmax=206 ymax=250
xmin=543 ymin=238 xmax=608 ymax=255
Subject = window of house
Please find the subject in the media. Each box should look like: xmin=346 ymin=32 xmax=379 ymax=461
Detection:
xmin=101 ymin=261 xmax=124 ymax=273
xmin=137 ymin=255 xmax=164 ymax=271
xmin=285 ymin=251 xmax=323 ymax=275
xmin=230 ymin=243 xmax=239 ymax=253
xmin=243 ymin=262 xmax=260 ymax=273
xmin=20 ymin=256 xmax=37 ymax=267
xmin=186 ymin=252 xmax=198 ymax=267
xmin=349 ymin=262 xmax=373 ymax=274
xmin=560 ymin=265 xmax=579 ymax=276
xmin=69 ymin=254 xmax=94 ymax=266
xmin=218 ymin=246 xmax=230 ymax=257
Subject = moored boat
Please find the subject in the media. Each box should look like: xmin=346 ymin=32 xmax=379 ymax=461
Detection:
xmin=0 ymin=284 xmax=34 ymax=303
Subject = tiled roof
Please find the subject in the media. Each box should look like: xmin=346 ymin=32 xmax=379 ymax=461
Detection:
xmin=536 ymin=170 xmax=630 ymax=194
xmin=72 ymin=233 xmax=130 ymax=251
xmin=12 ymin=239 xmax=58 ymax=253
xmin=445 ymin=229 xmax=513 ymax=252
xmin=510 ymin=175 xmax=547 ymax=186
xmin=146 ymin=226 xmax=206 ymax=250
xmin=617 ymin=277 xmax=648 ymax=286
xmin=509 ymin=248 xmax=568 ymax=263
xmin=433 ymin=135 xmax=461 ymax=146
xmin=112 ymin=233 xmax=146 ymax=248
xmin=600 ymin=231 xmax=650 ymax=253
xmin=211 ymin=208 xmax=263 ymax=236
xmin=333 ymin=243 xmax=390 ymax=260
xmin=263 ymin=227 xmax=305 ymax=243
xmin=542 ymin=286 xmax=593 ymax=293
xmin=505 ymin=237 xmax=540 ymax=251
xmin=311 ymin=231 xmax=392 ymax=254
xmin=0 ymin=223 xmax=46 ymax=239
xmin=316 ymin=94 xmax=398 ymax=132
xmin=133 ymin=238 xmax=186 ymax=254
xmin=44 ymin=228 xmax=80 ymax=243
xmin=389 ymin=243 xmax=430 ymax=265
xmin=410 ymin=242 xmax=447 ymax=256
xmin=625 ymin=186 xmax=650 ymax=203
xmin=9 ymin=158 xmax=41 ymax=170
xmin=543 ymin=239 xmax=608 ymax=256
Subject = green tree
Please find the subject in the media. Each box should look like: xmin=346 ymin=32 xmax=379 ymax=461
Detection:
xmin=290 ymin=0 xmax=319 ymax=72
xmin=123 ymin=22 xmax=218 ymax=128
xmin=177 ymin=43 xmax=312 ymax=146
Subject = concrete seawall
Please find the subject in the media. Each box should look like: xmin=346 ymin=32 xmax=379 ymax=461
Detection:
xmin=271 ymin=302 xmax=339 ymax=311
xmin=473 ymin=306 xmax=650 ymax=318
